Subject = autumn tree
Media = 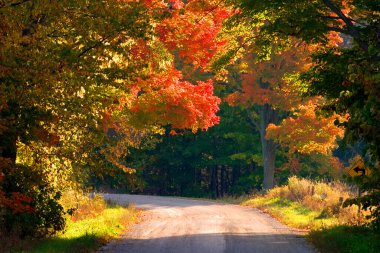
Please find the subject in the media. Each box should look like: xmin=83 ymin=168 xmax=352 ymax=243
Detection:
xmin=107 ymin=102 xmax=262 ymax=198
xmin=0 ymin=0 xmax=230 ymax=236
xmin=228 ymin=0 xmax=380 ymax=227
xmin=222 ymin=41 xmax=343 ymax=189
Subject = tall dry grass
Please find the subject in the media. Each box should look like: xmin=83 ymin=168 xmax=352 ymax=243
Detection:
xmin=267 ymin=176 xmax=364 ymax=224
xmin=60 ymin=191 xmax=106 ymax=221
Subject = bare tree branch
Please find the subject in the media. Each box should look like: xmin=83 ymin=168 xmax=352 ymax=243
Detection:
xmin=322 ymin=0 xmax=368 ymax=51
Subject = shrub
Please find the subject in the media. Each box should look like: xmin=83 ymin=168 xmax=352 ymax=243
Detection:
xmin=1 ymin=164 xmax=66 ymax=238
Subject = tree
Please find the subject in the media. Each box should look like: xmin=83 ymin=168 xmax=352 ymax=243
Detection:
xmin=223 ymin=42 xmax=343 ymax=189
xmin=116 ymin=102 xmax=262 ymax=198
xmin=228 ymin=0 xmax=380 ymax=226
xmin=0 ymin=0 xmax=230 ymax=236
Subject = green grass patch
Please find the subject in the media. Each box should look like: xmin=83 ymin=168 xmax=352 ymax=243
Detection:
xmin=308 ymin=225 xmax=380 ymax=253
xmin=28 ymin=205 xmax=139 ymax=253
xmin=242 ymin=196 xmax=338 ymax=230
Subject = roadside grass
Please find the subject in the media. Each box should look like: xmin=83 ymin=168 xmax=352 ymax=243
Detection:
xmin=308 ymin=225 xmax=380 ymax=253
xmin=3 ymin=193 xmax=140 ymax=253
xmin=29 ymin=205 xmax=139 ymax=253
xmin=242 ymin=196 xmax=337 ymax=229
xmin=242 ymin=176 xmax=363 ymax=227
xmin=240 ymin=176 xmax=379 ymax=253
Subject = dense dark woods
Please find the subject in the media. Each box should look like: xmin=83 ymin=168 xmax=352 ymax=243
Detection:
xmin=91 ymin=103 xmax=264 ymax=198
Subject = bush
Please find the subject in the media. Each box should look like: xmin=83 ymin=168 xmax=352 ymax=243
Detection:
xmin=1 ymin=164 xmax=66 ymax=238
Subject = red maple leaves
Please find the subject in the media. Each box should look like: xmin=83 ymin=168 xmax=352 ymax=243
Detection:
xmin=0 ymin=170 xmax=34 ymax=214
xmin=105 ymin=0 xmax=230 ymax=132
xmin=156 ymin=1 xmax=230 ymax=69
xmin=129 ymin=68 xmax=220 ymax=130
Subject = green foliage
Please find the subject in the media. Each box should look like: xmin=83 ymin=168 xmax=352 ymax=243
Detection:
xmin=230 ymin=170 xmax=263 ymax=195
xmin=92 ymin=103 xmax=263 ymax=197
xmin=229 ymin=0 xmax=380 ymax=227
xmin=308 ymin=225 xmax=380 ymax=253
xmin=305 ymin=39 xmax=380 ymax=230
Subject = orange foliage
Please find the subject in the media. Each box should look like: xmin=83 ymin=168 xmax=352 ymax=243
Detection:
xmin=4 ymin=192 xmax=34 ymax=214
xmin=326 ymin=0 xmax=351 ymax=47
xmin=266 ymin=98 xmax=345 ymax=154
xmin=229 ymin=41 xmax=345 ymax=155
xmin=156 ymin=0 xmax=231 ymax=69
xmin=105 ymin=0 xmax=229 ymax=133
xmin=237 ymin=42 xmax=312 ymax=110
xmin=169 ymin=130 xmax=177 ymax=136
xmin=129 ymin=67 xmax=221 ymax=131
xmin=278 ymin=153 xmax=344 ymax=178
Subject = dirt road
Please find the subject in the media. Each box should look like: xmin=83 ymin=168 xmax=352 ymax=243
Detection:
xmin=99 ymin=194 xmax=316 ymax=253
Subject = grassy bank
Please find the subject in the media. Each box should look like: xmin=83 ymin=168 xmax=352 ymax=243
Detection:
xmin=243 ymin=196 xmax=337 ymax=229
xmin=29 ymin=205 xmax=139 ymax=253
xmin=240 ymin=176 xmax=379 ymax=253
xmin=309 ymin=225 xmax=380 ymax=253
xmin=2 ymin=194 xmax=140 ymax=253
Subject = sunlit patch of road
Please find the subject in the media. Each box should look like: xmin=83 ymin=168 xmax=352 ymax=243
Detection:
xmin=99 ymin=194 xmax=316 ymax=253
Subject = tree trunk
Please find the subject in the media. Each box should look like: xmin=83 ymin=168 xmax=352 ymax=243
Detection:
xmin=0 ymin=125 xmax=18 ymax=170
xmin=261 ymin=135 xmax=276 ymax=190
xmin=216 ymin=166 xmax=220 ymax=198
xmin=259 ymin=103 xmax=278 ymax=190
xmin=1 ymin=134 xmax=17 ymax=164
xmin=209 ymin=166 xmax=217 ymax=198
xmin=0 ymin=100 xmax=19 ymax=169
xmin=232 ymin=166 xmax=240 ymax=186
xmin=220 ymin=166 xmax=226 ymax=197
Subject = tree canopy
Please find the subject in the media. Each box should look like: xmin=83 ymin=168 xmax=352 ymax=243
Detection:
xmin=226 ymin=0 xmax=380 ymax=228
xmin=0 ymin=0 xmax=230 ymax=236
xmin=1 ymin=0 xmax=380 ymax=237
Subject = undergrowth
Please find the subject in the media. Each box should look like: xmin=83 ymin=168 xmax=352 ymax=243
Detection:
xmin=0 ymin=192 xmax=140 ymax=253
xmin=241 ymin=176 xmax=379 ymax=253
xmin=308 ymin=225 xmax=380 ymax=253
xmin=242 ymin=176 xmax=365 ymax=229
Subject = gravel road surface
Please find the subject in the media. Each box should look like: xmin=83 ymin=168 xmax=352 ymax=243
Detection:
xmin=99 ymin=194 xmax=316 ymax=253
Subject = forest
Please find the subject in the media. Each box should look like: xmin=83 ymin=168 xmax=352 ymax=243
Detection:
xmin=0 ymin=0 xmax=379 ymax=250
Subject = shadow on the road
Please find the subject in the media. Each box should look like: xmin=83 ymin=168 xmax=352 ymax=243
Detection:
xmin=103 ymin=194 xmax=221 ymax=210
xmin=102 ymin=233 xmax=313 ymax=253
